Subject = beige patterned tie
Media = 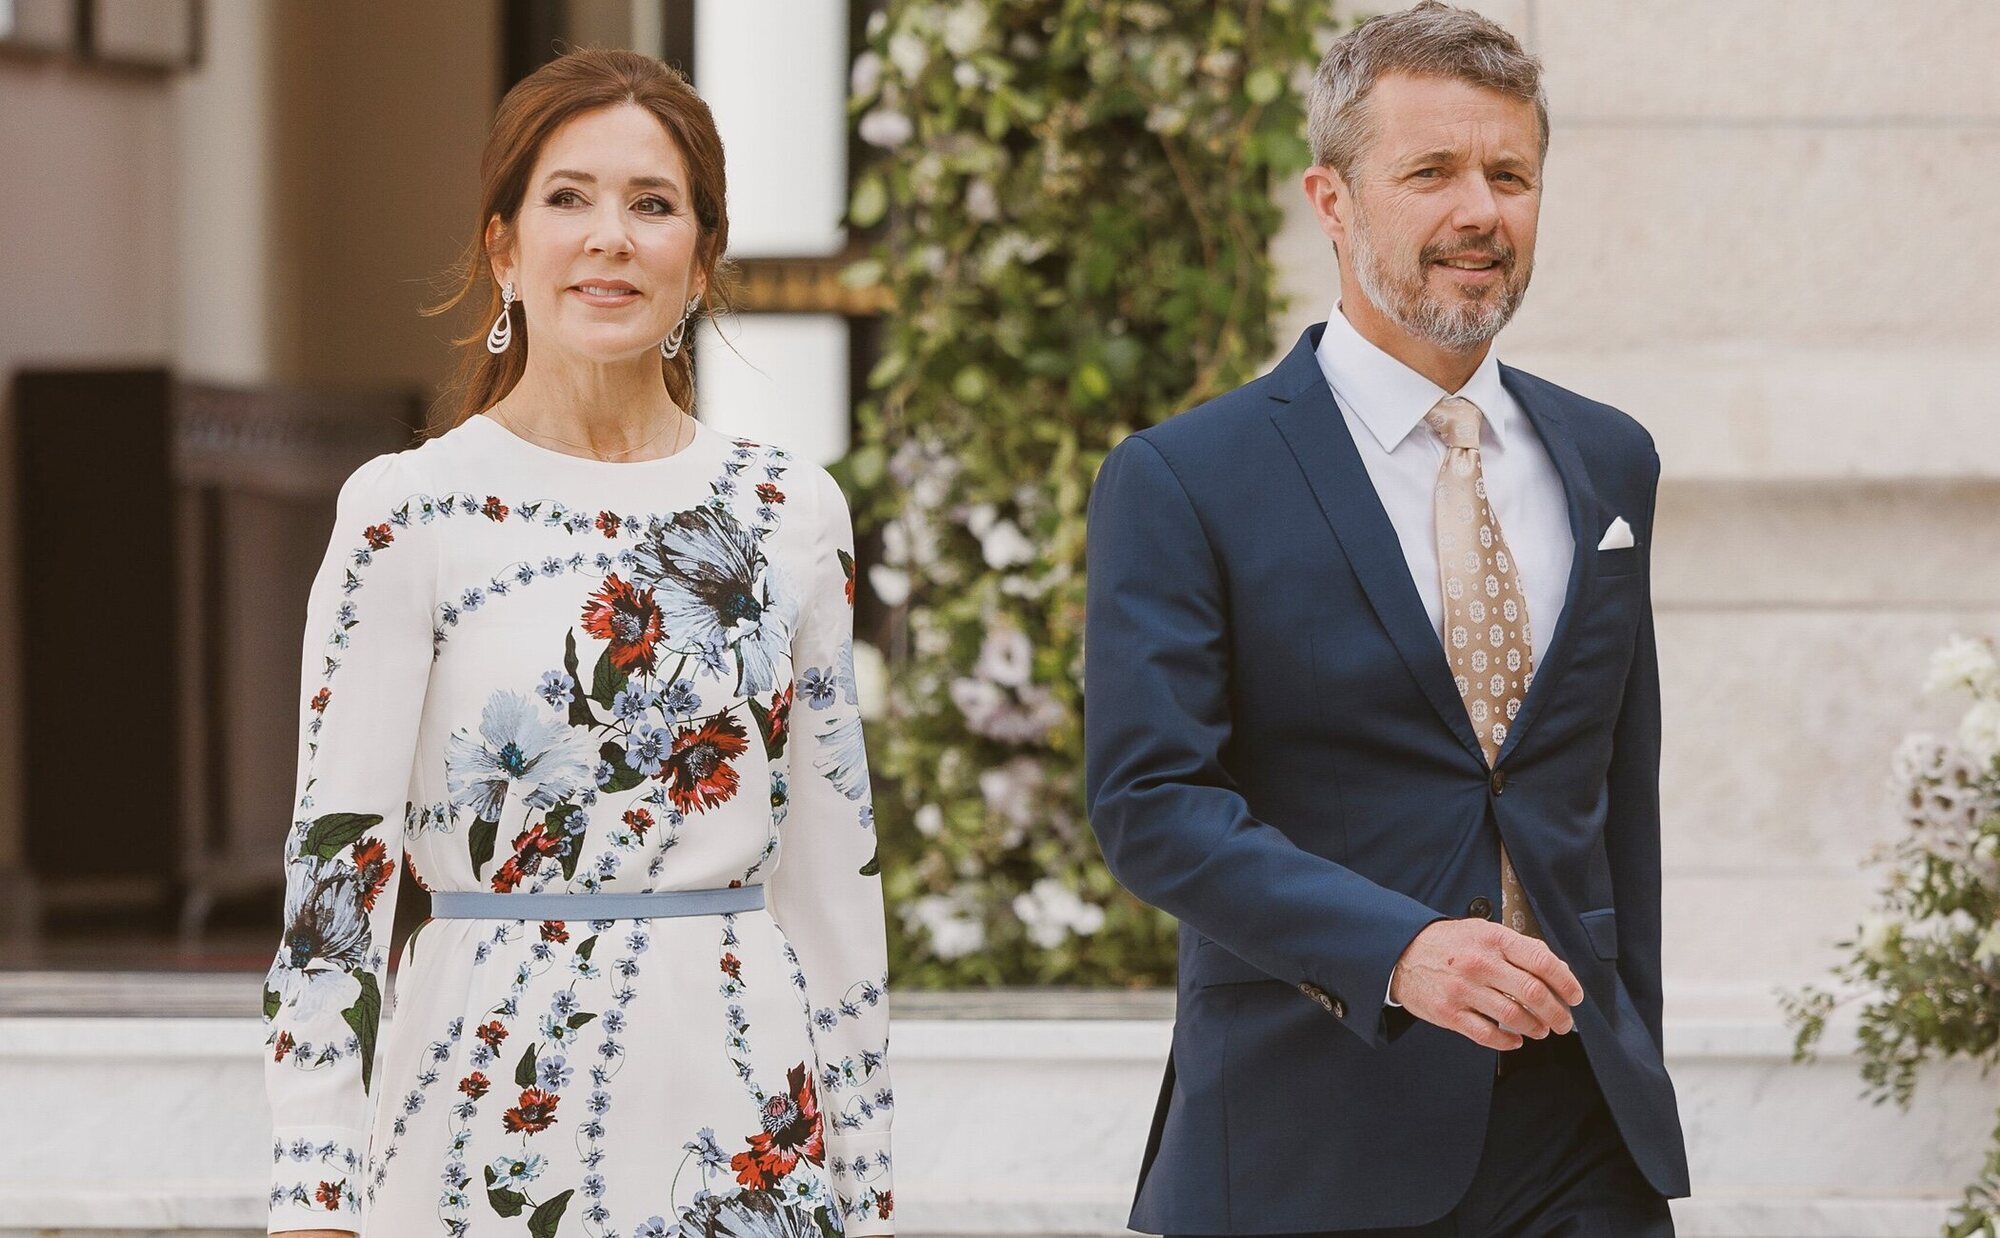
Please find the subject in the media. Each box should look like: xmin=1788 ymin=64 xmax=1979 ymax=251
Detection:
xmin=1425 ymin=395 xmax=1542 ymax=940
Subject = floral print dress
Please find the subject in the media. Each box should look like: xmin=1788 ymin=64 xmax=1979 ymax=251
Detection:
xmin=262 ymin=412 xmax=893 ymax=1237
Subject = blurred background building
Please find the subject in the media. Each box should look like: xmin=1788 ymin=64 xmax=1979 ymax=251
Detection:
xmin=1 ymin=1 xmax=1997 ymax=1234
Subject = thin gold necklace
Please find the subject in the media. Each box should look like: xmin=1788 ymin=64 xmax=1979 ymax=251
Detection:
xmin=492 ymin=408 xmax=688 ymax=462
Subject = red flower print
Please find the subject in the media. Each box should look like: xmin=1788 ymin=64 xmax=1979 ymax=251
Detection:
xmin=763 ymin=684 xmax=793 ymax=751
xmin=491 ymin=823 xmax=565 ymax=894
xmin=756 ymin=482 xmax=785 ymax=505
xmin=315 ymin=1180 xmax=344 ymax=1210
xmin=730 ymin=1062 xmax=824 ymax=1188
xmin=720 ymin=953 xmax=742 ymax=981
xmin=622 ymin=807 xmax=653 ymax=839
xmin=363 ymin=523 xmax=393 ymax=550
xmin=481 ymin=495 xmax=508 ymax=521
xmin=475 ymin=1020 xmax=508 ymax=1049
xmin=596 ymin=510 xmax=621 ymax=538
xmin=838 ymin=548 xmax=856 ymax=607
xmin=540 ymin=920 xmax=569 ymax=943
xmin=581 ymin=574 xmax=665 ymax=675
xmin=349 ymin=838 xmax=395 ymax=912
xmin=309 ymin=687 xmax=330 ymax=713
xmin=273 ymin=1030 xmax=294 ymax=1062
xmin=877 ymin=1191 xmax=894 ymax=1219
xmin=406 ymin=849 xmax=430 ymax=892
xmin=458 ymin=1071 xmax=490 ymax=1099
xmin=502 ymin=1086 xmax=560 ymax=1133
xmin=661 ymin=715 xmax=749 ymax=814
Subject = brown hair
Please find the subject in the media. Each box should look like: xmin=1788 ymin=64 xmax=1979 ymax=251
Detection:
xmin=423 ymin=48 xmax=732 ymax=428
xmin=1307 ymin=1 xmax=1548 ymax=183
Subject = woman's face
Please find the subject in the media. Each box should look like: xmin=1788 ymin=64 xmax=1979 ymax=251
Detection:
xmin=489 ymin=102 xmax=706 ymax=365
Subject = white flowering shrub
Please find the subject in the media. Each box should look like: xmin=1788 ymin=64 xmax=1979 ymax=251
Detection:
xmin=1785 ymin=634 xmax=2000 ymax=1235
xmin=838 ymin=1 xmax=1330 ymax=984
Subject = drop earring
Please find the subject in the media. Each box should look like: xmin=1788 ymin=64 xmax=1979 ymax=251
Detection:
xmin=660 ymin=293 xmax=701 ymax=359
xmin=485 ymin=280 xmax=516 ymax=354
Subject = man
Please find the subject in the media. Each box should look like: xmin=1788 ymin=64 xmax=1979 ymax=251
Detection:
xmin=1082 ymin=4 xmax=1690 ymax=1235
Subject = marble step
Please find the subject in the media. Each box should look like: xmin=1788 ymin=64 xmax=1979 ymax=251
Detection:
xmin=0 ymin=975 xmax=1985 ymax=1237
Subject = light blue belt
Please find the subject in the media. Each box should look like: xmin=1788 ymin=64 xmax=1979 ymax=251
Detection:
xmin=429 ymin=886 xmax=764 ymax=920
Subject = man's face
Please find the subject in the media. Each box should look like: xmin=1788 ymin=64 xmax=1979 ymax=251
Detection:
xmin=1329 ymin=72 xmax=1543 ymax=351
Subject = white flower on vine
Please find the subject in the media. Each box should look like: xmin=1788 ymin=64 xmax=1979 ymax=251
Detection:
xmin=1889 ymin=731 xmax=1949 ymax=789
xmin=908 ymin=892 xmax=985 ymax=960
xmin=1974 ymin=923 xmax=2000 ymax=965
xmin=850 ymin=50 xmax=883 ymax=98
xmin=977 ymin=231 xmax=1053 ymax=281
xmin=979 ymin=755 xmax=1044 ymax=839
xmin=1958 ymin=699 xmax=2000 ymax=771
xmin=975 ymin=625 xmax=1033 ymax=688
xmin=914 ymin=804 xmax=944 ymax=838
xmin=1856 ymin=915 xmax=1898 ymax=965
xmin=981 ymin=520 xmax=1035 ymax=570
xmin=950 ymin=675 xmax=1065 ymax=744
xmin=883 ymin=514 xmax=942 ymax=571
xmin=941 ymin=1 xmax=987 ymax=56
xmin=965 ymin=178 xmax=999 ymax=222
xmin=1145 ymin=102 xmax=1189 ymax=136
xmin=954 ymin=60 xmax=981 ymax=91
xmin=1924 ymin=635 xmax=1999 ymax=698
xmin=1011 ymin=877 xmax=1106 ymax=950
xmin=888 ymin=30 xmax=928 ymax=80
xmin=859 ymin=108 xmax=915 ymax=149
xmin=869 ymin=564 xmax=911 ymax=607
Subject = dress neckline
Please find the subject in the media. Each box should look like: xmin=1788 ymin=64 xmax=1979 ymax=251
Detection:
xmin=464 ymin=409 xmax=713 ymax=475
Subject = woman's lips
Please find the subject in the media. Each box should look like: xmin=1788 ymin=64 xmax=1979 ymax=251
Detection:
xmin=569 ymin=287 xmax=641 ymax=307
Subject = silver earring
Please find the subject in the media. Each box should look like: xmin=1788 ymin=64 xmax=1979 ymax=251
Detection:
xmin=660 ymin=293 xmax=701 ymax=359
xmin=485 ymin=280 xmax=516 ymax=354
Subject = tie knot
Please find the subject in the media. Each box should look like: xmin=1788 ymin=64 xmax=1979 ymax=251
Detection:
xmin=1425 ymin=396 xmax=1484 ymax=450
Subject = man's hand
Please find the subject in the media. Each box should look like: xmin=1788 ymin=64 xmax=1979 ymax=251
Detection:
xmin=1388 ymin=918 xmax=1583 ymax=1050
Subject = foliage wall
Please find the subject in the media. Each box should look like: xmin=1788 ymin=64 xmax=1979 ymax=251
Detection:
xmin=840 ymin=1 xmax=1329 ymax=985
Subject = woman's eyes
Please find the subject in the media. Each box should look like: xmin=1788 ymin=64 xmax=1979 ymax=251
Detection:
xmin=545 ymin=189 xmax=675 ymax=213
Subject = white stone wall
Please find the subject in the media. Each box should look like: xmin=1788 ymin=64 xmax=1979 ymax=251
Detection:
xmin=1272 ymin=0 xmax=2000 ymax=1017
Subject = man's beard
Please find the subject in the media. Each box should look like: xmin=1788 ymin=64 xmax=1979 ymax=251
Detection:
xmin=1348 ymin=203 xmax=1531 ymax=351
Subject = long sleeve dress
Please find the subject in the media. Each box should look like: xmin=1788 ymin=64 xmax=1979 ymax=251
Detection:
xmin=261 ymin=411 xmax=894 ymax=1237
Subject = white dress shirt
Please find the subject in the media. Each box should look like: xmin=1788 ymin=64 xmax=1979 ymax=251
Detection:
xmin=1313 ymin=302 xmax=1574 ymax=670
xmin=1311 ymin=303 xmax=1575 ymax=1009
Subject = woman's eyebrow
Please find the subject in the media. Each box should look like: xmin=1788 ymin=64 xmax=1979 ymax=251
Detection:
xmin=542 ymin=169 xmax=683 ymax=192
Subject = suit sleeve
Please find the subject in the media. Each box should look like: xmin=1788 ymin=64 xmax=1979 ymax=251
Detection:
xmin=1084 ymin=433 xmax=1444 ymax=1048
xmin=263 ymin=451 xmax=435 ymax=1233
xmin=770 ymin=464 xmax=894 ymax=1232
xmin=1604 ymin=447 xmax=1667 ymax=1052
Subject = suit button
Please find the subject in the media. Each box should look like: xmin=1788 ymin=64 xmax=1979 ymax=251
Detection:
xmin=1490 ymin=768 xmax=1507 ymax=795
xmin=1467 ymin=896 xmax=1493 ymax=919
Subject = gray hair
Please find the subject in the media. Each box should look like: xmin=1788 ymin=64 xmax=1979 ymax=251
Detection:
xmin=1306 ymin=1 xmax=1549 ymax=182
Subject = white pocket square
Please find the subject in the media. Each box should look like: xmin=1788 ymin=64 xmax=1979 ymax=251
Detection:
xmin=1597 ymin=516 xmax=1635 ymax=551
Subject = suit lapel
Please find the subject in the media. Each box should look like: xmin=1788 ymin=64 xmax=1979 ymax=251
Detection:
xmin=1265 ymin=326 xmax=1612 ymax=770
xmin=1493 ymin=363 xmax=1607 ymax=765
xmin=1267 ymin=329 xmax=1487 ymax=766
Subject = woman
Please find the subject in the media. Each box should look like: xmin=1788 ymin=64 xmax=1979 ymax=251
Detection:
xmin=264 ymin=49 xmax=893 ymax=1237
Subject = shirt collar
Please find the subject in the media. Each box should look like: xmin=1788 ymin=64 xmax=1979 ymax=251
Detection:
xmin=1313 ymin=300 xmax=1513 ymax=453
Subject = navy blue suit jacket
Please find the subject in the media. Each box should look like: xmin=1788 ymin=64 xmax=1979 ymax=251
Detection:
xmin=1082 ymin=325 xmax=1691 ymax=1233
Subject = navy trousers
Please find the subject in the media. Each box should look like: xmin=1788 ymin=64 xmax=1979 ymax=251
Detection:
xmin=1167 ymin=1031 xmax=1674 ymax=1238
